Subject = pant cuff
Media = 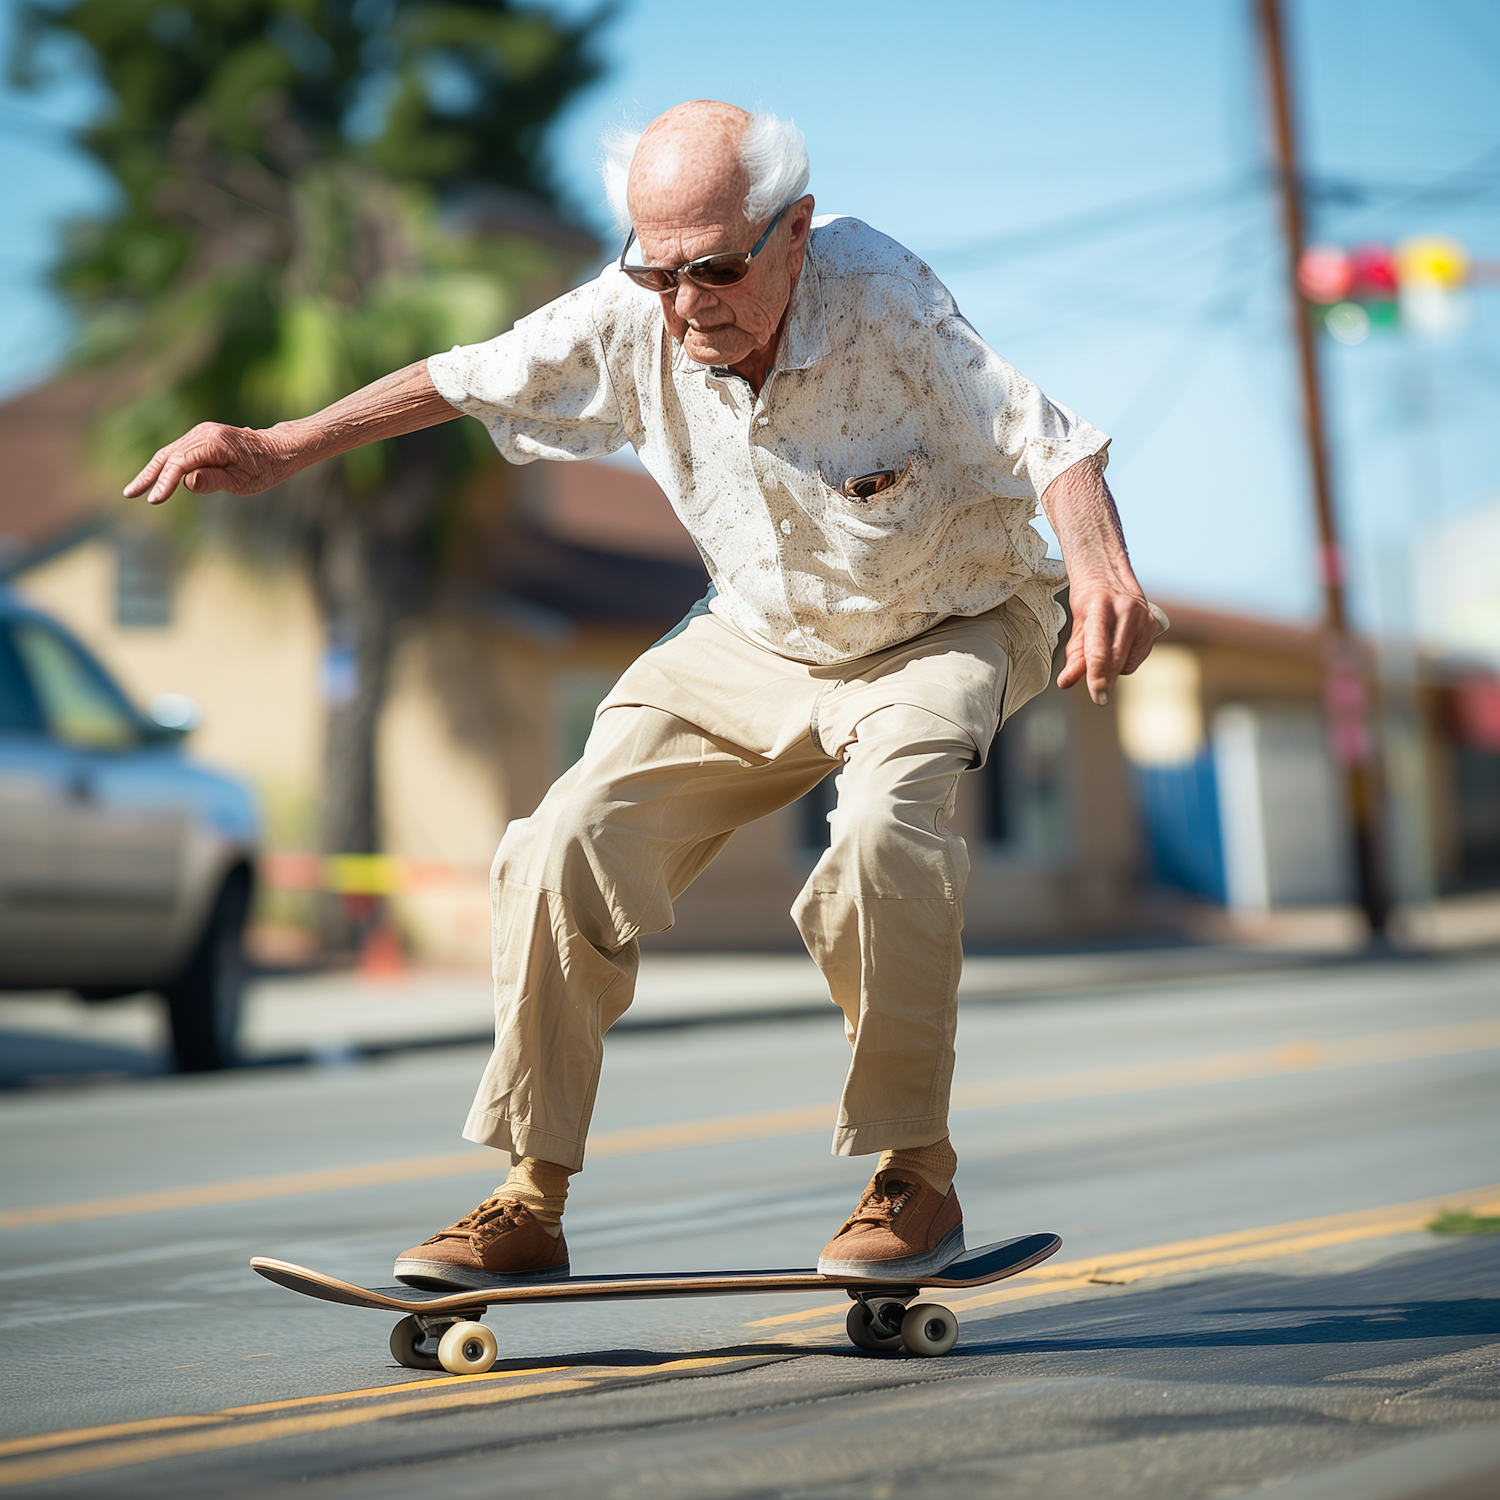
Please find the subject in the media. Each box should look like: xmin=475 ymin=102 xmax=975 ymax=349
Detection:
xmin=462 ymin=1109 xmax=587 ymax=1172
xmin=832 ymin=1114 xmax=950 ymax=1157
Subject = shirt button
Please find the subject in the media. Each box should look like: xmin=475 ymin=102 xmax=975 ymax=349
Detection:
xmin=756 ymin=416 xmax=769 ymax=428
xmin=780 ymin=518 xmax=792 ymax=536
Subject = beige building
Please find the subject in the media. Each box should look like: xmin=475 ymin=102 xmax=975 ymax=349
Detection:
xmin=1 ymin=371 xmax=1153 ymax=962
xmin=1111 ymin=601 xmax=1500 ymax=917
xmin=14 ymin=363 xmax=1495 ymax=963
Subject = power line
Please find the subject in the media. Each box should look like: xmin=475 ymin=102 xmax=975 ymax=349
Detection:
xmin=1102 ymin=229 xmax=1268 ymax=461
xmin=1315 ymin=142 xmax=1500 ymax=234
xmin=930 ymin=177 xmax=1262 ymax=268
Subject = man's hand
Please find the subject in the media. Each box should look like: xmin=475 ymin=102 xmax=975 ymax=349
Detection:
xmin=123 ymin=361 xmax=460 ymax=506
xmin=1041 ymin=453 xmax=1162 ymax=706
xmin=124 ymin=423 xmax=296 ymax=506
xmin=1056 ymin=585 xmax=1158 ymax=706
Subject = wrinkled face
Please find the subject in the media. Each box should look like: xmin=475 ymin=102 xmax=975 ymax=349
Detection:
xmin=630 ymin=199 xmax=812 ymax=369
xmin=627 ymin=105 xmax=812 ymax=370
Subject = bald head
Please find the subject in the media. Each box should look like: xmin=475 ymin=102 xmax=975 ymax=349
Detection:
xmin=627 ymin=101 xmax=752 ymax=242
xmin=609 ymin=101 xmax=814 ymax=383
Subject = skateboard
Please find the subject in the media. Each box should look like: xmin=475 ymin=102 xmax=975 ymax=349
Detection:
xmin=251 ymin=1231 xmax=1061 ymax=1374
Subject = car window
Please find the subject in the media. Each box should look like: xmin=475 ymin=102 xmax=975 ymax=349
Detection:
xmin=0 ymin=626 xmax=45 ymax=733
xmin=10 ymin=620 xmax=140 ymax=750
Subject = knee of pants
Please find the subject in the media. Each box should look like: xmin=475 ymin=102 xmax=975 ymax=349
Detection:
xmin=490 ymin=783 xmax=648 ymax=947
xmin=807 ymin=706 xmax=975 ymax=903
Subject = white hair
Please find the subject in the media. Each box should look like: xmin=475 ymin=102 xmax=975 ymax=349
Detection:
xmin=599 ymin=121 xmax=640 ymax=236
xmin=740 ymin=112 xmax=810 ymax=222
xmin=598 ymin=109 xmax=810 ymax=236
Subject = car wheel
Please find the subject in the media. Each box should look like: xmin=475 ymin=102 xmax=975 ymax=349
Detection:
xmin=162 ymin=872 xmax=250 ymax=1073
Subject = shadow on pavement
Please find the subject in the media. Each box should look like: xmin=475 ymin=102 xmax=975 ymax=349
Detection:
xmin=0 ymin=1030 xmax=167 ymax=1088
xmin=478 ymin=1345 xmax=808 ymax=1377
xmin=969 ymin=1296 xmax=1500 ymax=1354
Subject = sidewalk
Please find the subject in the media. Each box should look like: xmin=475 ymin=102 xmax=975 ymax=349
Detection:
xmin=5 ymin=907 xmax=1496 ymax=1075
xmin=245 ymin=942 xmax=1342 ymax=1057
xmin=0 ymin=943 xmax=1315 ymax=1072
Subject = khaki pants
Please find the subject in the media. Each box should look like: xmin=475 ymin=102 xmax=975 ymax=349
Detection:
xmin=464 ymin=601 xmax=1029 ymax=1170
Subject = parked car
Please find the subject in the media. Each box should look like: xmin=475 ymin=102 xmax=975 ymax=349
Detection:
xmin=0 ymin=588 xmax=258 ymax=1070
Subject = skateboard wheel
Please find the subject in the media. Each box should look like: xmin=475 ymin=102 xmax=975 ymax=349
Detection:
xmin=437 ymin=1320 xmax=498 ymax=1375
xmin=389 ymin=1315 xmax=442 ymax=1371
xmin=846 ymin=1301 xmax=904 ymax=1352
xmin=900 ymin=1303 xmax=958 ymax=1357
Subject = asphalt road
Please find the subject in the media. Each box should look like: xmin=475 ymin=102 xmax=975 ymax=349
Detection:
xmin=2 ymin=949 xmax=1498 ymax=1498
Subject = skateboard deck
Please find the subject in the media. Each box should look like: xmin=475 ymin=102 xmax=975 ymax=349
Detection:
xmin=251 ymin=1232 xmax=1061 ymax=1371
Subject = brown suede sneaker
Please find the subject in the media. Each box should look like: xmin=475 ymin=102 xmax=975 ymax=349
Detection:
xmin=394 ymin=1197 xmax=570 ymax=1291
xmin=817 ymin=1170 xmax=964 ymax=1279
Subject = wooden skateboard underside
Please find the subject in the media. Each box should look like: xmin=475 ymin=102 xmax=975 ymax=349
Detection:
xmin=250 ymin=1233 xmax=1061 ymax=1315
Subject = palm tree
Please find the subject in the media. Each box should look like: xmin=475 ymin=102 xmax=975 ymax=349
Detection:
xmin=12 ymin=0 xmax=607 ymax=944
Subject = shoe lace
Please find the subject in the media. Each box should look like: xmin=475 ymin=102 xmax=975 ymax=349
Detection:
xmin=428 ymin=1197 xmax=525 ymax=1244
xmin=838 ymin=1174 xmax=917 ymax=1234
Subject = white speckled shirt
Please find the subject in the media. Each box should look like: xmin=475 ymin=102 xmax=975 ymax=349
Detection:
xmin=427 ymin=215 xmax=1109 ymax=675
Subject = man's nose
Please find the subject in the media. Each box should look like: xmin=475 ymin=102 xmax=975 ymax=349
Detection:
xmin=672 ymin=277 xmax=719 ymax=320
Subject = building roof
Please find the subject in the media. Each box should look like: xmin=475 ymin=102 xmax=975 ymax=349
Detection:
xmin=494 ymin=456 xmax=708 ymax=627
xmin=0 ymin=365 xmax=709 ymax=625
xmin=0 ymin=374 xmax=117 ymax=575
xmin=538 ymin=458 xmax=702 ymax=565
xmin=1150 ymin=598 xmax=1327 ymax=660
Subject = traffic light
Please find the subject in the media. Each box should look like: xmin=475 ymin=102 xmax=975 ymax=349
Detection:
xmin=1296 ymin=235 xmax=1470 ymax=342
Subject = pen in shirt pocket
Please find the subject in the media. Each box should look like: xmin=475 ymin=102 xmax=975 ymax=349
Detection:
xmin=842 ymin=470 xmax=899 ymax=500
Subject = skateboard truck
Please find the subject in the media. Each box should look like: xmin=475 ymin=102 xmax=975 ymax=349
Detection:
xmin=389 ymin=1307 xmax=496 ymax=1374
xmin=845 ymin=1286 xmax=957 ymax=1355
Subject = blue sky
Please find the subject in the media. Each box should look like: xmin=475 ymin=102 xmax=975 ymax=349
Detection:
xmin=2 ymin=0 xmax=1497 ymax=627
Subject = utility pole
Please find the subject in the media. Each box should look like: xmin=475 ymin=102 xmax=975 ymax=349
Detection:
xmin=1255 ymin=0 xmax=1389 ymax=939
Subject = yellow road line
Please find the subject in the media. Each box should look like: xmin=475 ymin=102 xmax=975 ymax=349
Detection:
xmin=4 ymin=1018 xmax=1497 ymax=1230
xmin=0 ymin=1356 xmax=755 ymax=1489
xmin=948 ymin=1018 xmax=1500 ymax=1111
xmin=747 ymin=1184 xmax=1500 ymax=1329
xmin=0 ymin=1379 xmax=589 ymax=1489
xmin=588 ymin=1105 xmax=830 ymax=1157
xmin=218 ymin=1363 xmax=570 ymax=1414
xmin=0 ymin=1366 xmax=572 ymax=1460
xmin=0 ymin=1416 xmax=225 ymax=1462
xmin=0 ymin=1154 xmax=496 ymax=1230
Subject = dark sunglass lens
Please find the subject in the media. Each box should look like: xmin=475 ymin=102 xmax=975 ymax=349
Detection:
xmin=625 ymin=267 xmax=676 ymax=292
xmin=688 ymin=258 xmax=750 ymax=288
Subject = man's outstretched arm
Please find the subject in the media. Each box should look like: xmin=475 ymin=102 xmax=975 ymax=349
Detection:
xmin=1040 ymin=455 xmax=1160 ymax=707
xmin=124 ymin=360 xmax=459 ymax=505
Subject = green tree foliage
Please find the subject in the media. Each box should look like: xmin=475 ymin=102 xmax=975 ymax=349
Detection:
xmin=13 ymin=0 xmax=601 ymax=281
xmin=10 ymin=0 xmax=608 ymax=938
xmin=11 ymin=0 xmax=605 ymax=465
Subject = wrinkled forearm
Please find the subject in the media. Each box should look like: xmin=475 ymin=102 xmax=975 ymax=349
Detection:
xmin=1040 ymin=453 xmax=1143 ymax=598
xmin=273 ymin=360 xmax=460 ymax=472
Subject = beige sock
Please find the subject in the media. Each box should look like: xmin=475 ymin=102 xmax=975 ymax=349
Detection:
xmin=876 ymin=1137 xmax=957 ymax=1196
xmin=493 ymin=1157 xmax=574 ymax=1237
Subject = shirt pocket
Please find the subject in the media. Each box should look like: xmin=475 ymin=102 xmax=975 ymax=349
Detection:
xmin=813 ymin=456 xmax=935 ymax=596
xmin=818 ymin=456 xmax=922 ymax=537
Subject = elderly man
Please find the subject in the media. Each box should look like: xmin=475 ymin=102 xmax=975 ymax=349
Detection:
xmin=130 ymin=100 xmax=1159 ymax=1289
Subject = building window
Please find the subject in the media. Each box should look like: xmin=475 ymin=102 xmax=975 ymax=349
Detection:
xmin=1453 ymin=747 xmax=1500 ymax=888
xmin=115 ymin=530 xmax=175 ymax=628
xmin=981 ymin=695 xmax=1070 ymax=857
xmin=554 ymin=670 xmax=616 ymax=773
xmin=795 ymin=769 xmax=838 ymax=855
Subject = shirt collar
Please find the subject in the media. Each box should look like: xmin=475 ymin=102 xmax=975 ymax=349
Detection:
xmin=776 ymin=245 xmax=831 ymax=372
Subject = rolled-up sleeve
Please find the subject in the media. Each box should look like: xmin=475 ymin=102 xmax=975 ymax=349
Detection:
xmin=426 ymin=277 xmax=628 ymax=464
xmin=928 ymin=306 xmax=1110 ymax=502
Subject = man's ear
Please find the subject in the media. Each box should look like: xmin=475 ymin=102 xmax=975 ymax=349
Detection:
xmin=785 ymin=195 xmax=816 ymax=275
xmin=789 ymin=194 xmax=816 ymax=247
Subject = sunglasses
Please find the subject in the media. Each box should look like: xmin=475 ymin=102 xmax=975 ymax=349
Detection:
xmin=618 ymin=201 xmax=793 ymax=293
